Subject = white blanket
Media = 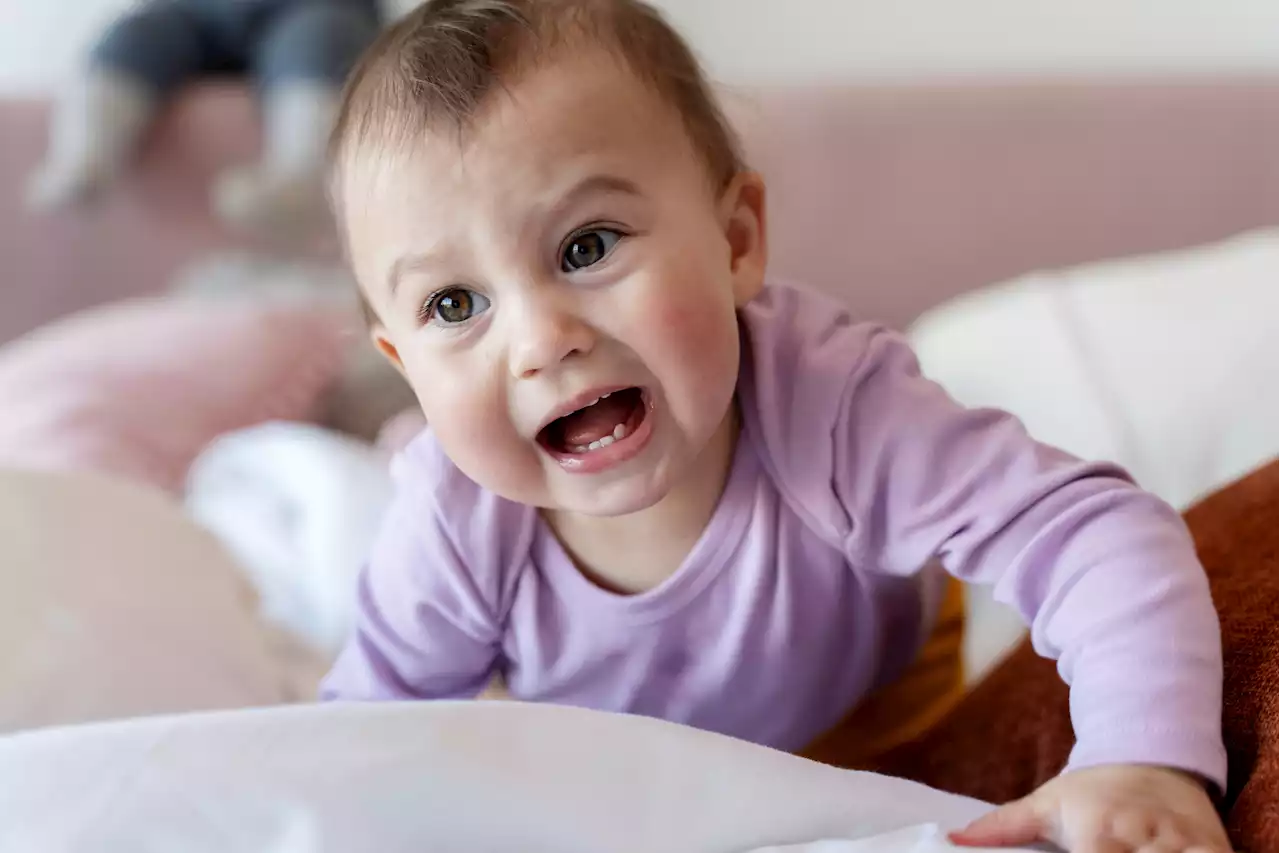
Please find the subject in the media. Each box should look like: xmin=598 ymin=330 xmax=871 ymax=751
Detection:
xmin=0 ymin=701 xmax=1023 ymax=853
xmin=186 ymin=422 xmax=396 ymax=656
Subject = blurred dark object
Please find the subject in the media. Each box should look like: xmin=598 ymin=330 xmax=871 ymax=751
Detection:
xmin=25 ymin=0 xmax=381 ymax=239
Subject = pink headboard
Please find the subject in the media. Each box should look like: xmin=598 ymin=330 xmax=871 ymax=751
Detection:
xmin=1 ymin=77 xmax=1275 ymax=342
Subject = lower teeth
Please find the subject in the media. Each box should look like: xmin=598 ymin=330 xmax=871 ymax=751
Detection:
xmin=571 ymin=422 xmax=629 ymax=454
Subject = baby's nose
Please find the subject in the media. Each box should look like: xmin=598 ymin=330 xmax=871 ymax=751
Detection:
xmin=507 ymin=299 xmax=595 ymax=379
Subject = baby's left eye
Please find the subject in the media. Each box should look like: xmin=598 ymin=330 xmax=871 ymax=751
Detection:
xmin=561 ymin=228 xmax=622 ymax=272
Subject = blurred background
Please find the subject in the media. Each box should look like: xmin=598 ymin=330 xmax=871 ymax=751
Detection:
xmin=4 ymin=0 xmax=1276 ymax=90
xmin=0 ymin=0 xmax=1275 ymax=742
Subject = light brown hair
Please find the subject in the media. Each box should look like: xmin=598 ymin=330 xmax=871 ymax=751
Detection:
xmin=329 ymin=0 xmax=744 ymax=220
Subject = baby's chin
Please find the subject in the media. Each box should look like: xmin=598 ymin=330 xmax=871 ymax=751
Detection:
xmin=533 ymin=466 xmax=678 ymax=519
xmin=445 ymin=463 xmax=659 ymax=518
xmin=531 ymin=480 xmax=668 ymax=519
xmin=551 ymin=491 xmax=666 ymax=519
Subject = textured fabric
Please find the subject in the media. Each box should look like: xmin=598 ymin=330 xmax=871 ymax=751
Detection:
xmin=322 ymin=283 xmax=1227 ymax=788
xmin=0 ymin=295 xmax=351 ymax=494
xmin=851 ymin=461 xmax=1277 ymax=853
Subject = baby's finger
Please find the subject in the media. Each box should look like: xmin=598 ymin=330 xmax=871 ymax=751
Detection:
xmin=948 ymin=801 xmax=1044 ymax=848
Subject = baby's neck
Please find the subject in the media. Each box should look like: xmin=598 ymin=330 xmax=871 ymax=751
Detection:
xmin=543 ymin=405 xmax=740 ymax=595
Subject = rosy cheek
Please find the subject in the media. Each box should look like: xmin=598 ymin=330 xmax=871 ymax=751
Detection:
xmin=649 ymin=300 xmax=697 ymax=341
xmin=422 ymin=390 xmax=522 ymax=488
xmin=645 ymin=281 xmax=737 ymax=366
xmin=422 ymin=386 xmax=495 ymax=443
xmin=640 ymin=270 xmax=716 ymax=336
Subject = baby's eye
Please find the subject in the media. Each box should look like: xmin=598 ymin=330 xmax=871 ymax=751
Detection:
xmin=561 ymin=228 xmax=622 ymax=272
xmin=423 ymin=287 xmax=490 ymax=325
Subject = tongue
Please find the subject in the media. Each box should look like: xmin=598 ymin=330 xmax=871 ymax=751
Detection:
xmin=557 ymin=395 xmax=634 ymax=446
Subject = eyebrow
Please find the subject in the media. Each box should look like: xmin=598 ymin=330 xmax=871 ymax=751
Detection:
xmin=385 ymin=173 xmax=643 ymax=297
xmin=387 ymin=244 xmax=447 ymax=299
xmin=544 ymin=174 xmax=642 ymax=224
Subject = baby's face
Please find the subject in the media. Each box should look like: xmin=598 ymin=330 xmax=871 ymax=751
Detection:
xmin=343 ymin=49 xmax=765 ymax=516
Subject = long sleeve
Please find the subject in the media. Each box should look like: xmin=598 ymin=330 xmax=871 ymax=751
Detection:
xmin=320 ymin=484 xmax=501 ymax=702
xmin=832 ymin=328 xmax=1226 ymax=787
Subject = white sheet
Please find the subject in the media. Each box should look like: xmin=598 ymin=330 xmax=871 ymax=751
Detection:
xmin=751 ymin=826 xmax=1010 ymax=852
xmin=0 ymin=701 xmax=1024 ymax=853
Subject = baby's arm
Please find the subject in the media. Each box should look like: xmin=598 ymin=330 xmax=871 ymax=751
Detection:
xmin=320 ymin=487 xmax=500 ymax=701
xmin=832 ymin=328 xmax=1225 ymax=789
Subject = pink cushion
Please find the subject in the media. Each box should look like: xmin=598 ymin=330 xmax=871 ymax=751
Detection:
xmin=0 ymin=296 xmax=353 ymax=493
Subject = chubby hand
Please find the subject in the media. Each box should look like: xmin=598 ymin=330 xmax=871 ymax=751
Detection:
xmin=949 ymin=764 xmax=1231 ymax=853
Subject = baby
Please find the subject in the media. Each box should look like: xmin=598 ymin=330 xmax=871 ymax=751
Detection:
xmin=321 ymin=2 xmax=1231 ymax=850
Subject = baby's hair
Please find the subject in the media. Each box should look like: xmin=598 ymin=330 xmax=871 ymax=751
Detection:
xmin=333 ymin=0 xmax=742 ymax=189
xmin=331 ymin=0 xmax=746 ymax=325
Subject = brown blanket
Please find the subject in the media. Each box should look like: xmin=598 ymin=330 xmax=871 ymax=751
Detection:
xmin=832 ymin=462 xmax=1279 ymax=853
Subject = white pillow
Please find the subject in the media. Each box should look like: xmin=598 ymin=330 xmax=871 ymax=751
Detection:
xmin=0 ymin=468 xmax=323 ymax=734
xmin=908 ymin=227 xmax=1279 ymax=679
xmin=0 ymin=701 xmax=1014 ymax=852
xmin=909 ymin=227 xmax=1278 ymax=510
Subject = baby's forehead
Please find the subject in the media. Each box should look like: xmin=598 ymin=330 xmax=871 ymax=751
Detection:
xmin=467 ymin=54 xmax=685 ymax=168
xmin=341 ymin=57 xmax=701 ymax=209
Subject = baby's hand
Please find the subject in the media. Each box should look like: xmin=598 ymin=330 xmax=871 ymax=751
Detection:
xmin=948 ymin=764 xmax=1231 ymax=853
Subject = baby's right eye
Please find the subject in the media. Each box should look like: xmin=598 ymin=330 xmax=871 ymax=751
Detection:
xmin=420 ymin=287 xmax=490 ymax=325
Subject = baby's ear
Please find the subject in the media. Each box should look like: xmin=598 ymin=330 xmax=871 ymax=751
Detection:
xmin=719 ymin=171 xmax=768 ymax=306
xmin=371 ymin=327 xmax=407 ymax=378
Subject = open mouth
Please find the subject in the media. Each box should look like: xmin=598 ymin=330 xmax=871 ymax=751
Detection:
xmin=537 ymin=386 xmax=649 ymax=457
